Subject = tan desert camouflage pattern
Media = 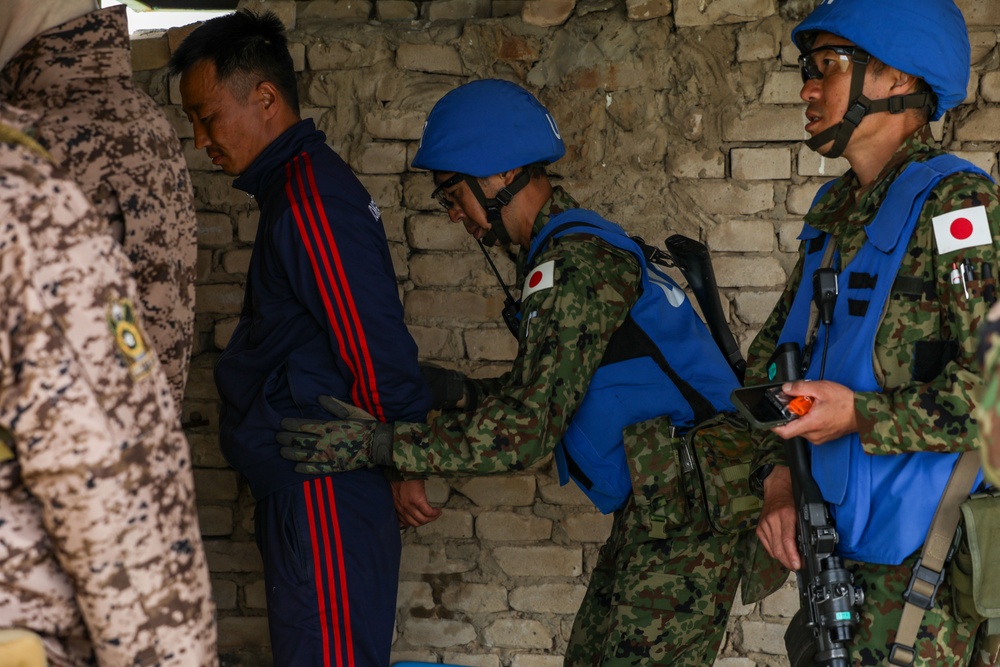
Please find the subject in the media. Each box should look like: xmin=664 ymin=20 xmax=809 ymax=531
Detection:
xmin=0 ymin=5 xmax=197 ymax=408
xmin=0 ymin=109 xmax=217 ymax=666
xmin=747 ymin=127 xmax=999 ymax=664
xmin=976 ymin=301 xmax=1000 ymax=487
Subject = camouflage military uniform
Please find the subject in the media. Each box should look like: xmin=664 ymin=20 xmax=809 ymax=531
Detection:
xmin=976 ymin=302 xmax=1000 ymax=488
xmin=0 ymin=107 xmax=217 ymax=666
xmin=389 ymin=187 xmax=744 ymax=665
xmin=0 ymin=5 xmax=197 ymax=408
xmin=748 ymin=127 xmax=998 ymax=666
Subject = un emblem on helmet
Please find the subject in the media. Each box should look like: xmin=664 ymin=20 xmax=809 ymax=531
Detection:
xmin=545 ymin=113 xmax=562 ymax=140
xmin=107 ymin=297 xmax=155 ymax=381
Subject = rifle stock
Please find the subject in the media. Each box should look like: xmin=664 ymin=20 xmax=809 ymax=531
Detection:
xmin=663 ymin=235 xmax=746 ymax=383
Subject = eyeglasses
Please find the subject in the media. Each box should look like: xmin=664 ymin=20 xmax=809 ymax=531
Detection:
xmin=798 ymin=45 xmax=858 ymax=83
xmin=430 ymin=173 xmax=465 ymax=211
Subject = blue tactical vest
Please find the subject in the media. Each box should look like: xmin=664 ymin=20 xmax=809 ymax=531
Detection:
xmin=777 ymin=154 xmax=988 ymax=564
xmin=525 ymin=211 xmax=741 ymax=513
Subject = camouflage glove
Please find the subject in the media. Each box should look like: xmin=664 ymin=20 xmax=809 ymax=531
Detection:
xmin=277 ymin=396 xmax=393 ymax=474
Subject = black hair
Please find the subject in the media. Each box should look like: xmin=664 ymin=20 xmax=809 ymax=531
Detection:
xmin=869 ymin=58 xmax=936 ymax=123
xmin=168 ymin=10 xmax=300 ymax=115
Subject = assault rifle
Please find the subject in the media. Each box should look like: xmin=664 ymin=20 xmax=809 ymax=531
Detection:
xmin=770 ymin=341 xmax=864 ymax=667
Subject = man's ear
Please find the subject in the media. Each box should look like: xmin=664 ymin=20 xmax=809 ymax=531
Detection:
xmin=889 ymin=69 xmax=920 ymax=95
xmin=501 ymin=168 xmax=522 ymax=186
xmin=257 ymin=81 xmax=281 ymax=118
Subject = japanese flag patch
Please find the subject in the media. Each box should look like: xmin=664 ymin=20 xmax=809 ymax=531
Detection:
xmin=522 ymin=261 xmax=555 ymax=300
xmin=933 ymin=205 xmax=992 ymax=255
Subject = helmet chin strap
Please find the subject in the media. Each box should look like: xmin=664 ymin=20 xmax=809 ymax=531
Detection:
xmin=807 ymin=48 xmax=936 ymax=159
xmin=464 ymin=170 xmax=532 ymax=247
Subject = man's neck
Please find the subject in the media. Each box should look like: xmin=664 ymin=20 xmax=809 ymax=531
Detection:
xmin=843 ymin=116 xmax=927 ymax=187
xmin=0 ymin=0 xmax=98 ymax=71
xmin=512 ymin=177 xmax=554 ymax=248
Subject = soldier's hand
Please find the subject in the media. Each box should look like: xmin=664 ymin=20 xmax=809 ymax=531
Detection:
xmin=770 ymin=380 xmax=858 ymax=444
xmin=420 ymin=363 xmax=470 ymax=410
xmin=277 ymin=396 xmax=393 ymax=474
xmin=756 ymin=465 xmax=801 ymax=571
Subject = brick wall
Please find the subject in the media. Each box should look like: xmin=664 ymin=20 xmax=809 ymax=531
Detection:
xmin=129 ymin=0 xmax=1000 ymax=665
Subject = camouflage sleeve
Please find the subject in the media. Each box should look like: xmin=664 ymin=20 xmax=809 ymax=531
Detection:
xmin=0 ymin=146 xmax=216 ymax=666
xmin=976 ymin=304 xmax=1000 ymax=487
xmin=391 ymin=236 xmax=640 ymax=475
xmin=856 ymin=172 xmax=1000 ymax=455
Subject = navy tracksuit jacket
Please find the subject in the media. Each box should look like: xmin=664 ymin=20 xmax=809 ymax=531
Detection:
xmin=216 ymin=119 xmax=430 ymax=666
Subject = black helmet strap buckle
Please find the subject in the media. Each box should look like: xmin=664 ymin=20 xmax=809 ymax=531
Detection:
xmin=465 ymin=169 xmax=532 ymax=247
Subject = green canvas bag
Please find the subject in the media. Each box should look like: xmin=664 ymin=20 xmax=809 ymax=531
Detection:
xmin=950 ymin=489 xmax=1000 ymax=631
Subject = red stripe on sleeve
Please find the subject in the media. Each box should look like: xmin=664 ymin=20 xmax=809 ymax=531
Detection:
xmin=301 ymin=153 xmax=386 ymax=421
xmin=285 ymin=157 xmax=371 ymax=413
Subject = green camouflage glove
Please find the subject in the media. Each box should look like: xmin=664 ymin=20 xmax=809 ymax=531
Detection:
xmin=277 ymin=396 xmax=393 ymax=474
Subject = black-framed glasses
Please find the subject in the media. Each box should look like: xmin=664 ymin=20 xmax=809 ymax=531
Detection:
xmin=798 ymin=44 xmax=858 ymax=83
xmin=430 ymin=173 xmax=465 ymax=211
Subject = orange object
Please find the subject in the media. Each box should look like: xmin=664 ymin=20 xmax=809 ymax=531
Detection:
xmin=787 ymin=396 xmax=814 ymax=416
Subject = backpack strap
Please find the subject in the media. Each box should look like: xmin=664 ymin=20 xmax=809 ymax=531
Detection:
xmin=889 ymin=451 xmax=981 ymax=666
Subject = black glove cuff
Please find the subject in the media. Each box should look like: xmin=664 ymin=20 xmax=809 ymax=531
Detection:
xmin=421 ymin=364 xmax=468 ymax=409
xmin=371 ymin=422 xmax=394 ymax=467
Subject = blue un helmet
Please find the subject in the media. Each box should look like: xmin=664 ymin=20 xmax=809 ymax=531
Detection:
xmin=792 ymin=0 xmax=970 ymax=158
xmin=412 ymin=79 xmax=565 ymax=246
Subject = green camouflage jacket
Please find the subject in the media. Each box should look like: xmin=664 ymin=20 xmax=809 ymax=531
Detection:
xmin=975 ymin=302 xmax=1000 ymax=487
xmin=748 ymin=126 xmax=1000 ymax=467
xmin=391 ymin=187 xmax=641 ymax=475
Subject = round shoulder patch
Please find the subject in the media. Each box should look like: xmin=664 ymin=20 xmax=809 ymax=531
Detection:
xmin=107 ymin=298 xmax=155 ymax=381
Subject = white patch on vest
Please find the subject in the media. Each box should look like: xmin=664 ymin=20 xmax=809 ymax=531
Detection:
xmin=522 ymin=261 xmax=555 ymax=300
xmin=650 ymin=273 xmax=686 ymax=307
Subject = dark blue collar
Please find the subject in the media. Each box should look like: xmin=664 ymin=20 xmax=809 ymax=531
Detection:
xmin=233 ymin=119 xmax=325 ymax=197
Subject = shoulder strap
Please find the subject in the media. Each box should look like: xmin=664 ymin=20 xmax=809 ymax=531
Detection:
xmin=889 ymin=450 xmax=981 ymax=666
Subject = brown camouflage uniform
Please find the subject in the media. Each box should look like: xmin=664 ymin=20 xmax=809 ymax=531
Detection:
xmin=0 ymin=106 xmax=217 ymax=666
xmin=748 ymin=126 xmax=999 ymax=666
xmin=0 ymin=5 xmax=197 ymax=408
xmin=387 ymin=187 xmax=746 ymax=665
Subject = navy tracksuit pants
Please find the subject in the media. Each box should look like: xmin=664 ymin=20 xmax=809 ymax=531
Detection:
xmin=256 ymin=469 xmax=401 ymax=666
